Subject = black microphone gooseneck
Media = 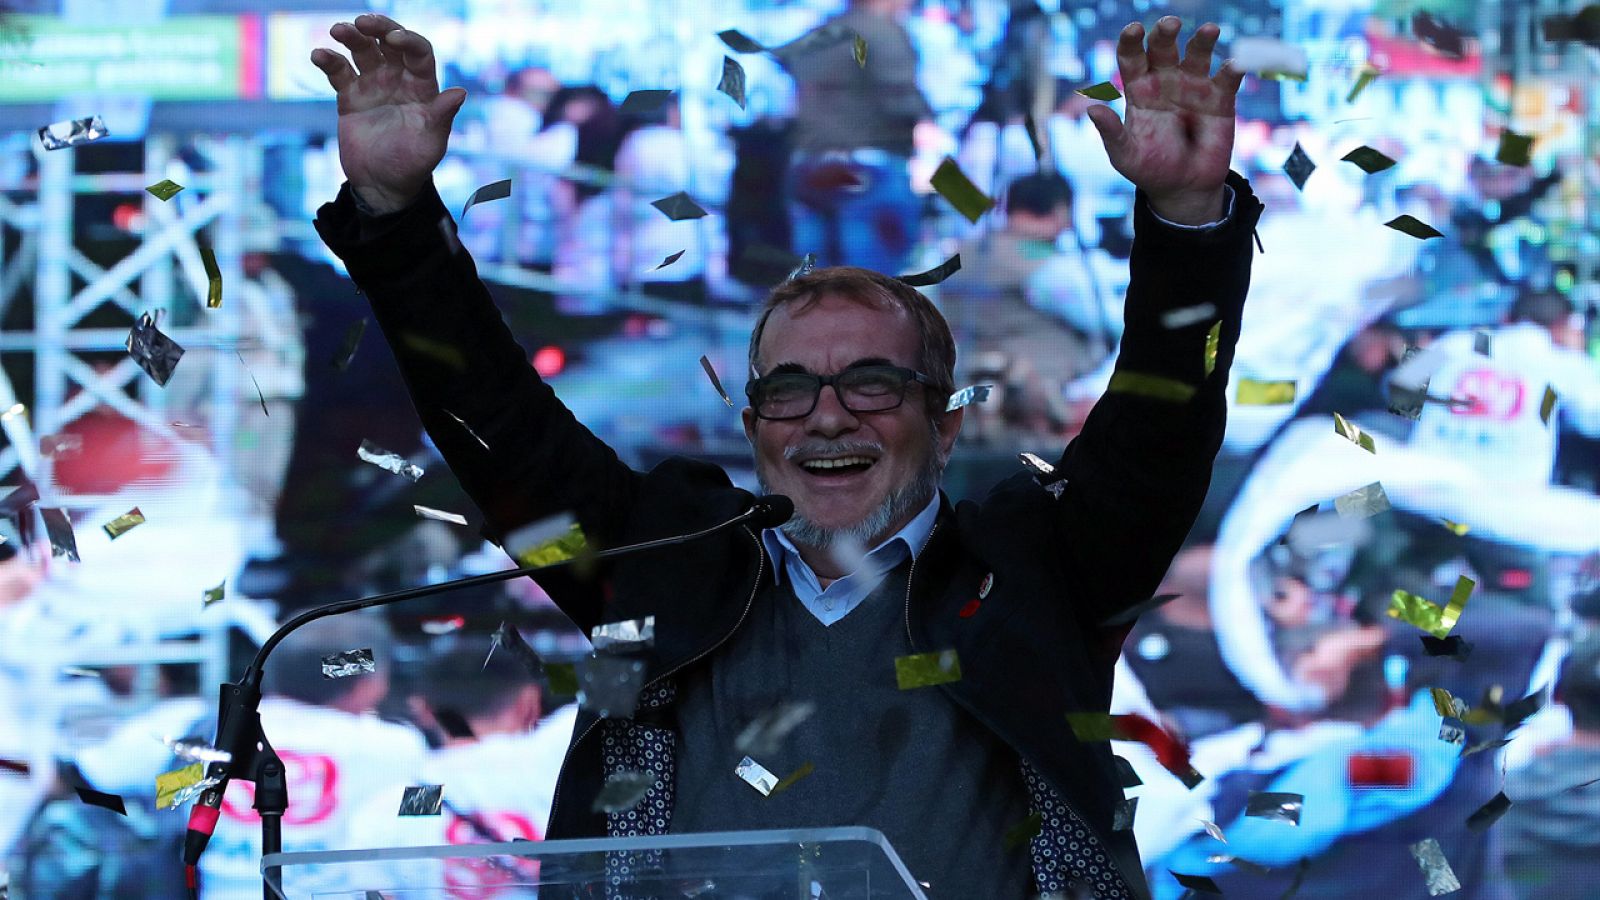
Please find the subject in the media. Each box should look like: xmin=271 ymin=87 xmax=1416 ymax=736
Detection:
xmin=182 ymin=495 xmax=791 ymax=898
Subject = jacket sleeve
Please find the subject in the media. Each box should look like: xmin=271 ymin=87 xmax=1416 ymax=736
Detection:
xmin=313 ymin=180 xmax=639 ymax=632
xmin=1051 ymin=170 xmax=1264 ymax=630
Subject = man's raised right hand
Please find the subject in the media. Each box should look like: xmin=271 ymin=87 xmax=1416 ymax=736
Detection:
xmin=310 ymin=13 xmax=467 ymax=215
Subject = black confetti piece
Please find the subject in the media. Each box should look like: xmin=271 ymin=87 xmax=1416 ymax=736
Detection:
xmin=1413 ymin=11 xmax=1470 ymax=59
xmin=651 ymin=250 xmax=686 ymax=271
xmin=1282 ymin=142 xmax=1316 ymax=190
xmin=717 ymin=56 xmax=747 ymax=109
xmin=488 ymin=621 xmax=544 ymax=681
xmin=460 ymin=179 xmax=511 ymax=219
xmin=897 ymin=253 xmax=962 ymax=287
xmin=1171 ymin=871 xmax=1222 ymax=894
xmin=1421 ymin=634 xmax=1474 ymax=660
xmin=717 ymin=29 xmax=766 ymax=54
xmin=1466 ymin=791 xmax=1512 ymax=830
xmin=126 ymin=312 xmax=185 ymax=387
xmin=333 ymin=318 xmax=368 ymax=371
xmin=619 ymin=89 xmax=674 ymax=116
xmin=40 ymin=508 xmax=79 ymax=561
xmin=650 ymin=191 xmax=708 ymax=221
xmin=75 ymin=786 xmax=127 ymax=816
xmin=397 ymin=784 xmax=444 ymax=816
xmin=1385 ymin=215 xmax=1443 ymax=240
xmin=1113 ymin=755 xmax=1142 ymax=788
xmin=1495 ymin=131 xmax=1534 ymax=166
xmin=1342 ymin=146 xmax=1397 ymax=173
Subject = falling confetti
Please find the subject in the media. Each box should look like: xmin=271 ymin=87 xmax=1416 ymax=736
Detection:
xmin=357 ymin=440 xmax=424 ymax=481
xmin=1236 ymin=378 xmax=1297 ymax=405
xmin=592 ymin=770 xmax=656 ymax=813
xmin=37 ymin=114 xmax=109 ymax=150
xmin=397 ymin=784 xmax=444 ymax=816
xmin=237 ymin=352 xmax=269 ymax=416
xmin=1346 ymin=64 xmax=1381 ymax=102
xmin=1113 ymin=796 xmax=1138 ymax=831
xmin=651 ymin=250 xmax=686 ymax=271
xmin=1466 ymin=792 xmax=1512 ymax=830
xmin=1388 ymin=576 xmax=1475 ymax=639
xmin=1342 ymin=146 xmax=1396 ymax=173
xmin=1334 ymin=482 xmax=1390 ymax=519
xmin=1333 ymin=412 xmax=1377 ymax=453
xmin=770 ymin=762 xmax=815 ymax=796
xmin=1108 ymin=371 xmax=1196 ymax=403
xmin=736 ymin=701 xmax=816 ymax=756
xmin=155 ymin=763 xmax=207 ymax=810
xmin=1413 ymin=11 xmax=1470 ymax=59
xmin=716 ymin=56 xmax=747 ymax=109
xmin=577 ymin=655 xmax=646 ymax=718
xmin=894 ymin=650 xmax=961 ymax=689
xmin=101 ymin=507 xmax=145 ymax=539
xmin=590 ymin=616 xmax=655 ymax=652
xmin=40 ymin=508 xmax=79 ymax=561
xmin=700 ymin=355 xmax=734 ymax=407
xmin=1494 ymin=132 xmax=1533 ymax=167
xmin=897 ymin=253 xmax=962 ymax=287
xmin=1385 ymin=215 xmax=1444 ymax=240
xmin=1281 ymin=142 xmax=1316 ymax=190
xmin=929 ymin=157 xmax=995 ymax=223
xmin=735 ymin=756 xmax=780 ymax=796
xmin=1204 ymin=321 xmax=1221 ymax=377
xmin=1162 ymin=303 xmax=1217 ymax=329
xmin=202 ymin=579 xmax=226 ymax=607
xmin=1076 ymin=82 xmax=1121 ymax=101
xmin=460 ymin=179 xmax=512 ymax=219
xmin=321 ymin=648 xmax=376 ymax=679
xmin=126 ymin=312 xmax=185 ymax=387
xmin=1408 ymin=838 xmax=1462 ymax=895
xmin=414 ymin=505 xmax=467 ymax=526
xmin=852 ymin=35 xmax=867 ymax=67
xmin=145 ymin=179 xmax=184 ymax=201
xmin=619 ymin=89 xmax=673 ymax=116
xmin=1003 ymin=812 xmax=1043 ymax=851
xmin=945 ymin=384 xmax=992 ymax=412
xmin=717 ymin=29 xmax=766 ymax=54
xmin=333 ymin=318 xmax=368 ymax=371
xmin=1230 ymin=36 xmax=1309 ymax=80
xmin=199 ymin=247 xmax=223 ymax=309
xmin=74 ymin=786 xmax=127 ymax=816
xmin=504 ymin=513 xmax=588 ymax=568
xmin=1540 ymin=385 xmax=1558 ymax=424
xmin=650 ymin=191 xmax=708 ymax=221
xmin=1421 ymin=635 xmax=1473 ymax=660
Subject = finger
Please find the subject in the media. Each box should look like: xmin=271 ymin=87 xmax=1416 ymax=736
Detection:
xmin=383 ymin=28 xmax=438 ymax=82
xmin=330 ymin=21 xmax=384 ymax=75
xmin=310 ymin=47 xmax=357 ymax=93
xmin=1180 ymin=22 xmax=1220 ymax=77
xmin=1084 ymin=104 xmax=1128 ymax=153
xmin=1212 ymin=59 xmax=1245 ymax=105
xmin=353 ymin=13 xmax=407 ymax=68
xmin=1114 ymin=22 xmax=1149 ymax=85
xmin=1146 ymin=16 xmax=1183 ymax=70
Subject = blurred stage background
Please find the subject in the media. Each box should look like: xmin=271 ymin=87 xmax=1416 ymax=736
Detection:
xmin=0 ymin=0 xmax=1599 ymax=897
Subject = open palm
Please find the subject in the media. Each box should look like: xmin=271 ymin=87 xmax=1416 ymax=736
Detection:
xmin=1086 ymin=18 xmax=1242 ymax=225
xmin=310 ymin=14 xmax=467 ymax=212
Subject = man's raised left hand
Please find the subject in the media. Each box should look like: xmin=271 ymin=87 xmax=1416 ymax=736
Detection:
xmin=1086 ymin=17 xmax=1243 ymax=226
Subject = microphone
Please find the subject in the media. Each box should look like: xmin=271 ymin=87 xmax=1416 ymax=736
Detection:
xmin=182 ymin=494 xmax=791 ymax=874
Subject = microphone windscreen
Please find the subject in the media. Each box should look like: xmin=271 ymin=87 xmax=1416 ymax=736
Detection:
xmin=751 ymin=495 xmax=794 ymax=529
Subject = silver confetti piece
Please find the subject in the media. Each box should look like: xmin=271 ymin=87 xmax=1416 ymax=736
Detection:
xmin=37 ymin=114 xmax=109 ymax=150
xmin=945 ymin=384 xmax=993 ymax=412
xmin=414 ymin=505 xmax=468 ymax=526
xmin=1112 ymin=796 xmax=1138 ymax=831
xmin=1206 ymin=855 xmax=1273 ymax=876
xmin=1473 ymin=329 xmax=1492 ymax=356
xmin=1439 ymin=717 xmax=1466 ymax=746
xmin=487 ymin=621 xmax=544 ymax=680
xmin=735 ymin=756 xmax=780 ymax=796
xmin=460 ymin=178 xmax=512 ymax=218
xmin=1198 ymin=819 xmax=1227 ymax=843
xmin=126 ymin=312 xmax=185 ymax=387
xmin=321 ymin=648 xmax=376 ymax=679
xmin=1161 ymin=303 xmax=1218 ymax=329
xmin=357 ymin=440 xmax=424 ymax=481
xmin=591 ymin=770 xmax=657 ymax=813
xmin=786 ymin=252 xmax=816 ymax=281
xmin=1334 ymin=482 xmax=1391 ymax=519
xmin=577 ymin=655 xmax=647 ymax=719
xmin=1245 ymin=791 xmax=1304 ymax=825
xmin=736 ymin=701 xmax=817 ymax=756
xmin=162 ymin=736 xmax=232 ymax=766
xmin=40 ymin=508 xmax=79 ymax=561
xmin=717 ymin=56 xmax=747 ymax=109
xmin=1018 ymin=452 xmax=1056 ymax=477
xmin=590 ymin=616 xmax=655 ymax=652
xmin=165 ymin=774 xmax=223 ymax=810
xmin=397 ymin=784 xmax=444 ymax=816
xmin=1409 ymin=838 xmax=1462 ymax=895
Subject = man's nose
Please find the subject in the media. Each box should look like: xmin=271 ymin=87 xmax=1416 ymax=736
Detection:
xmin=805 ymin=384 xmax=859 ymax=437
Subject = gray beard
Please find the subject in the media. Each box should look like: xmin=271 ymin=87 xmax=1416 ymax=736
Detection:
xmin=757 ymin=422 xmax=945 ymax=552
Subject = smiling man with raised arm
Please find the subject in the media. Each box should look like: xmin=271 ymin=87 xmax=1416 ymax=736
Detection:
xmin=310 ymin=12 xmax=1261 ymax=897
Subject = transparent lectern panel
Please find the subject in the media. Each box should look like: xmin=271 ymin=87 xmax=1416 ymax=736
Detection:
xmin=264 ymin=828 xmax=929 ymax=900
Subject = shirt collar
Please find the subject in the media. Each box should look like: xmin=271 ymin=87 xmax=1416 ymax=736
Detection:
xmin=762 ymin=492 xmax=941 ymax=585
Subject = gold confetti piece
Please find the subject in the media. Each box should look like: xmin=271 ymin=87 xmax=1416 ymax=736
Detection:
xmin=1540 ymin=385 xmax=1558 ymax=425
xmin=1341 ymin=146 xmax=1397 ymax=173
xmin=769 ymin=761 xmax=815 ymax=795
xmin=400 ymin=333 xmax=466 ymax=370
xmin=199 ymin=247 xmax=222 ymax=309
xmin=1346 ymin=64 xmax=1381 ymax=102
xmin=414 ymin=505 xmax=468 ymax=525
xmin=155 ymin=763 xmax=205 ymax=810
xmin=1495 ymin=130 xmax=1534 ymax=167
xmin=1065 ymin=712 xmax=1125 ymax=742
xmin=145 ymin=179 xmax=183 ymax=201
xmin=1387 ymin=575 xmax=1474 ymax=639
xmin=1004 ymin=812 xmax=1042 ymax=850
xmin=1408 ymin=838 xmax=1462 ymax=896
xmin=1236 ymin=378 xmax=1297 ymax=405
xmin=1431 ymin=687 xmax=1469 ymax=719
xmin=894 ymin=649 xmax=961 ymax=690
xmin=1204 ymin=321 xmax=1221 ymax=377
xmin=1385 ymin=215 xmax=1444 ymax=240
xmin=735 ymin=756 xmax=780 ymax=795
xmin=717 ymin=55 xmax=747 ymax=109
xmin=929 ymin=157 xmax=995 ymax=223
xmin=1334 ymin=482 xmax=1390 ymax=519
xmin=202 ymin=579 xmax=225 ymax=607
xmin=398 ymin=784 xmax=444 ymax=816
xmin=1108 ymin=371 xmax=1196 ymax=403
xmin=37 ymin=114 xmax=109 ymax=150
xmin=853 ymin=34 xmax=867 ymax=67
xmin=1076 ymin=81 xmax=1122 ymax=101
xmin=460 ymin=179 xmax=512 ymax=218
xmin=505 ymin=513 xmax=589 ymax=568
xmin=699 ymin=355 xmax=734 ymax=407
xmin=1440 ymin=518 xmax=1471 ymax=535
xmin=101 ymin=507 xmax=145 ymax=539
xmin=544 ymin=662 xmax=579 ymax=696
xmin=1333 ymin=412 xmax=1377 ymax=453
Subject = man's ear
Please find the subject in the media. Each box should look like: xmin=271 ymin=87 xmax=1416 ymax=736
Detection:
xmin=742 ymin=406 xmax=758 ymax=446
xmin=936 ymin=406 xmax=964 ymax=461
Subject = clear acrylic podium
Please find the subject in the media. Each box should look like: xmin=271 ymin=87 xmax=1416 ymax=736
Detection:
xmin=262 ymin=827 xmax=930 ymax=899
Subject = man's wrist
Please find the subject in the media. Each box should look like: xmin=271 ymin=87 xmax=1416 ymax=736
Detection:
xmin=351 ymin=183 xmax=420 ymax=218
xmin=1147 ymin=187 xmax=1228 ymax=227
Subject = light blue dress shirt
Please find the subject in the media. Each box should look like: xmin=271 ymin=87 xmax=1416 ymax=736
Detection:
xmin=761 ymin=493 xmax=941 ymax=627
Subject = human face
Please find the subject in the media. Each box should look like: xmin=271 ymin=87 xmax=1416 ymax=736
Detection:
xmin=744 ymin=293 xmax=961 ymax=551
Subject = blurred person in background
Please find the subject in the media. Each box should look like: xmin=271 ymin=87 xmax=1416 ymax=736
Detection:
xmin=781 ymin=0 xmax=933 ymax=275
xmin=342 ymin=642 xmax=575 ymax=895
xmin=1497 ymin=638 xmax=1600 ymax=900
xmin=609 ymin=95 xmax=709 ymax=307
xmin=940 ymin=171 xmax=1105 ymax=441
xmin=65 ymin=614 xmax=425 ymax=897
xmin=1390 ymin=289 xmax=1600 ymax=488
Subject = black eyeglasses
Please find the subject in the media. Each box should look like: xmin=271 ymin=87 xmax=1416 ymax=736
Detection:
xmin=746 ymin=365 xmax=937 ymax=421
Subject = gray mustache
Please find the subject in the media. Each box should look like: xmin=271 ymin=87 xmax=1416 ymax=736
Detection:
xmin=783 ymin=441 xmax=884 ymax=461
